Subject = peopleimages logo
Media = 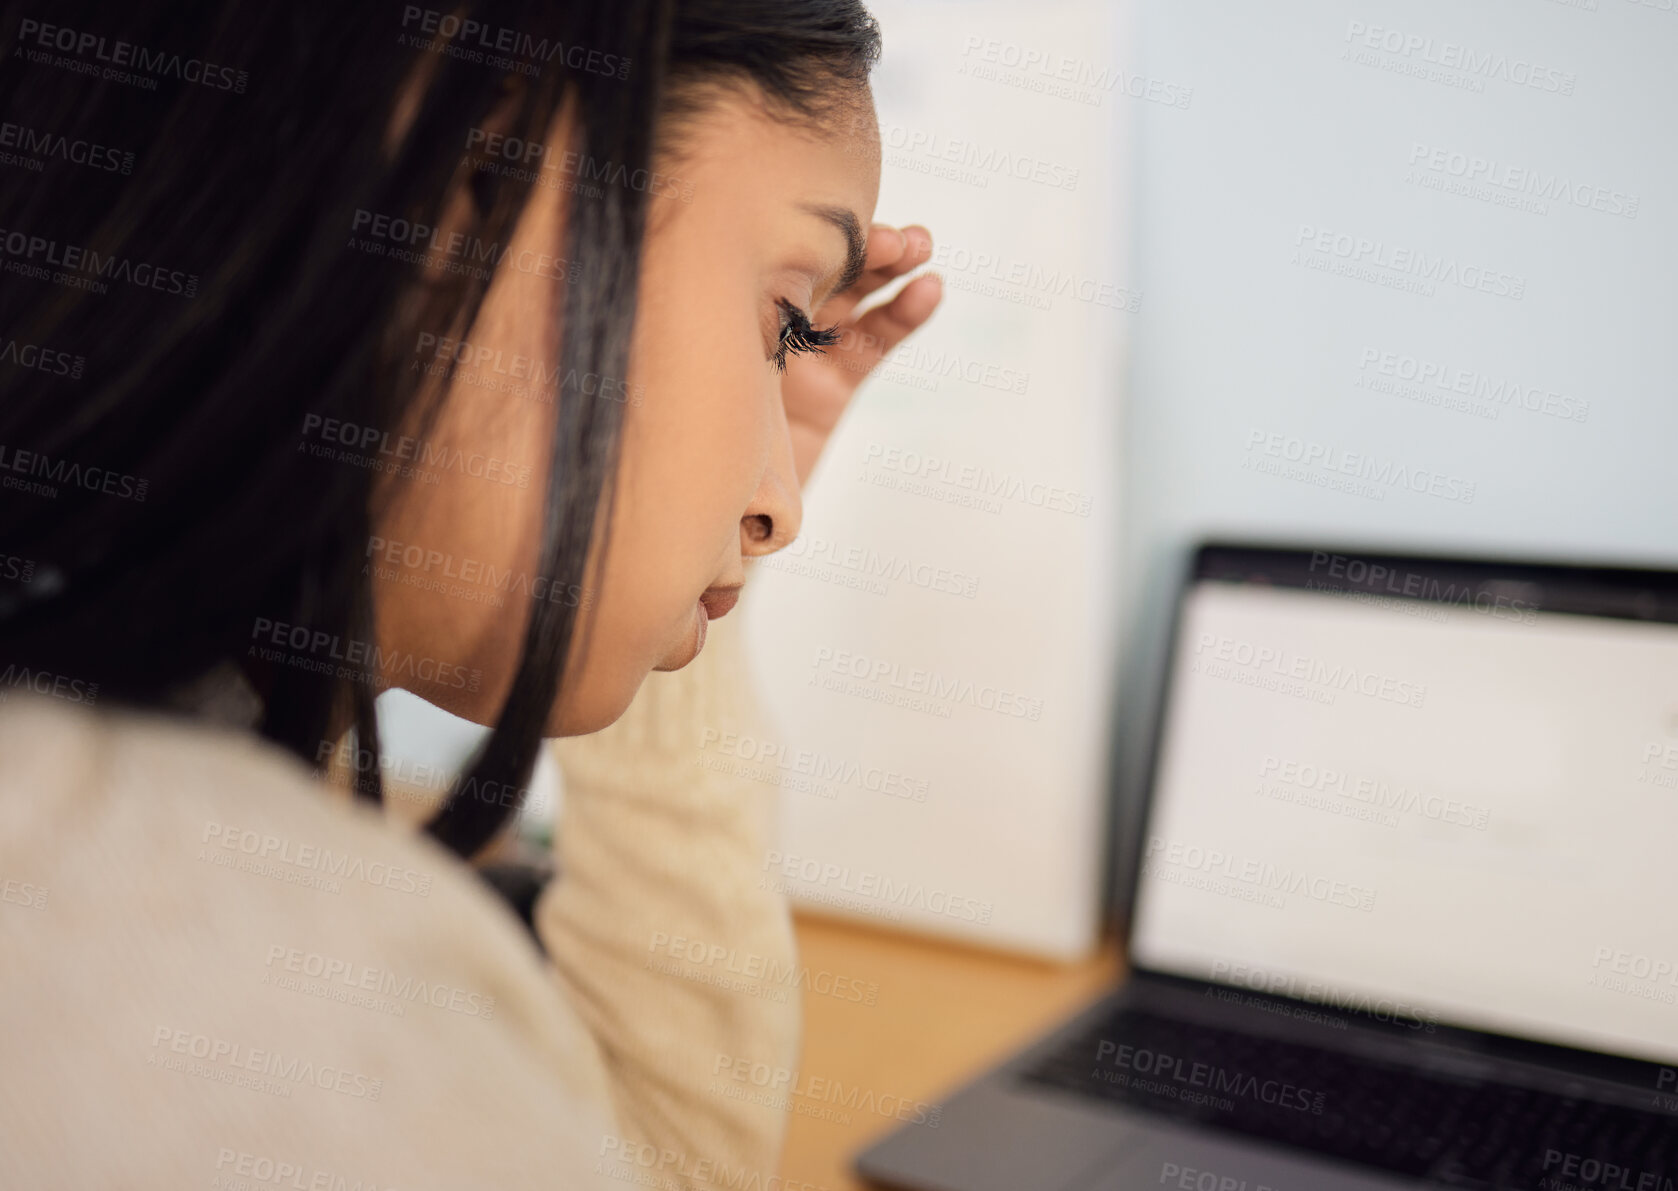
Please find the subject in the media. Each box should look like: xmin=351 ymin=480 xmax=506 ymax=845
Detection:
xmin=1643 ymin=743 xmax=1678 ymax=772
xmin=1306 ymin=551 xmax=1539 ymax=622
xmin=0 ymin=335 xmax=85 ymax=379
xmin=597 ymin=1135 xmax=833 ymax=1191
xmin=927 ymin=241 xmax=1142 ymax=314
xmin=878 ymin=122 xmax=1081 ymax=192
xmin=1258 ymin=755 xmax=1490 ymax=830
xmin=1407 ymin=143 xmax=1638 ymax=220
xmin=880 ymin=340 xmax=1030 ymax=396
xmin=712 ymin=1053 xmax=942 ymax=1127
xmin=1293 ymin=225 xmax=1526 ymax=301
xmin=301 ymin=413 xmax=532 ymax=488
xmin=399 ymin=6 xmax=631 ymax=79
xmin=1209 ymin=959 xmax=1438 ymax=1031
xmin=1342 ymin=21 xmax=1577 ymax=95
xmin=200 ymin=821 xmax=433 ymax=897
xmin=0 ymin=443 xmax=147 ymax=502
xmin=810 ymin=645 xmax=1045 ymax=721
xmin=348 ymin=207 xmax=580 ymax=284
xmin=263 ymin=945 xmax=496 ymax=1019
xmin=0 ymin=877 xmax=48 ymax=910
xmin=699 ymin=728 xmax=930 ymax=802
xmin=248 ymin=617 xmax=480 ymax=693
xmin=769 ymin=535 xmax=980 ymax=600
xmin=648 ymin=931 xmax=879 ymax=1005
xmin=213 ymin=1150 xmax=395 ymax=1191
xmin=1591 ymin=946 xmax=1678 ymax=989
xmin=315 ymin=737 xmax=550 ymax=818
xmin=1193 ymin=631 xmax=1428 ymax=709
xmin=0 ymin=121 xmax=133 ymax=173
xmin=365 ymin=535 xmax=591 ymax=610
xmin=862 ymin=442 xmax=1093 ymax=517
xmin=1093 ymin=1036 xmax=1325 ymax=1115
xmin=1244 ymin=428 xmax=1476 ymax=507
xmin=956 ymin=35 xmax=1194 ymax=110
xmin=14 ymin=18 xmax=249 ymax=92
xmin=763 ymin=851 xmax=994 ymax=924
xmin=1160 ymin=1163 xmax=1286 ymax=1191
xmin=1354 ymin=349 xmax=1590 ymax=424
xmin=1144 ymin=837 xmax=1378 ymax=912
xmin=0 ymin=226 xmax=198 ymax=296
xmin=0 ymin=663 xmax=98 ymax=706
xmin=463 ymin=129 xmax=690 ymax=202
xmin=413 ymin=331 xmax=644 ymax=407
xmin=149 ymin=1027 xmax=382 ymax=1100
xmin=1541 ymin=1150 xmax=1675 ymax=1191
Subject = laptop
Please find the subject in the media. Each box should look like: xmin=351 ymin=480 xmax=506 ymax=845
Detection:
xmin=858 ymin=542 xmax=1678 ymax=1190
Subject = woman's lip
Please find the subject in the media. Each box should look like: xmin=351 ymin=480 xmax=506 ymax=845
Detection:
xmin=700 ymin=586 xmax=741 ymax=620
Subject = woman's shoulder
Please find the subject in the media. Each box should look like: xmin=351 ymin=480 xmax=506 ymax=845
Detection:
xmin=0 ymin=691 xmax=443 ymax=918
xmin=0 ymin=694 xmax=618 ymax=1189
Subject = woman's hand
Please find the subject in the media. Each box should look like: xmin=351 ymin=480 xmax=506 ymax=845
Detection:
xmin=782 ymin=223 xmax=942 ymax=486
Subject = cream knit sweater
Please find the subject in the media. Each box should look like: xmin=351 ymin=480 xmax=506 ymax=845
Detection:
xmin=0 ymin=612 xmax=799 ymax=1189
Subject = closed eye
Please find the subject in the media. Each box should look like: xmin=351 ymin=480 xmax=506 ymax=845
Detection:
xmin=771 ymin=298 xmax=841 ymax=373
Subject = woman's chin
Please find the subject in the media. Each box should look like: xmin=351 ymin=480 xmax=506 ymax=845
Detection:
xmin=652 ymin=602 xmax=706 ymax=673
xmin=543 ymin=606 xmax=708 ymax=735
xmin=544 ymin=681 xmax=639 ymax=737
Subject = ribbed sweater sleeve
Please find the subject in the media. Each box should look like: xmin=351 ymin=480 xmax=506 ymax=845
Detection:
xmin=538 ymin=607 xmax=801 ymax=1190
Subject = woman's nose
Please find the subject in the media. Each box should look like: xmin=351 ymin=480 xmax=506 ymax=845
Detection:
xmin=740 ymin=419 xmax=803 ymax=558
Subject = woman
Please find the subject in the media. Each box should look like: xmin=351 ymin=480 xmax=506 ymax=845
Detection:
xmin=0 ymin=0 xmax=940 ymax=1185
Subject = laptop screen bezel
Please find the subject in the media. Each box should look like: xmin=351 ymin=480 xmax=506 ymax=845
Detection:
xmin=1118 ymin=539 xmax=1678 ymax=1088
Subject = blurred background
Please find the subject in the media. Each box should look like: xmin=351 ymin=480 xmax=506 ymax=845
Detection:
xmin=378 ymin=0 xmax=1678 ymax=966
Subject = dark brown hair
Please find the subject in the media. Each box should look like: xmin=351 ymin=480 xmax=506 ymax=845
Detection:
xmin=0 ymin=0 xmax=879 ymax=856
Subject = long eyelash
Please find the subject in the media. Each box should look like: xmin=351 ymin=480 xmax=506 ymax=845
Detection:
xmin=772 ymin=298 xmax=841 ymax=373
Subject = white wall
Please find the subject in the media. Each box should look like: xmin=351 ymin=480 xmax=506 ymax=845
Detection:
xmin=743 ymin=0 xmax=1133 ymax=958
xmin=1114 ymin=0 xmax=1678 ymax=909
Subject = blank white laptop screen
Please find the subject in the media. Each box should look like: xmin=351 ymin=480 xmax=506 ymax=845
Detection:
xmin=1129 ymin=575 xmax=1678 ymax=1065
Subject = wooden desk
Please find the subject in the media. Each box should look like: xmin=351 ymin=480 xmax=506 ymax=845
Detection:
xmin=779 ymin=914 xmax=1124 ymax=1190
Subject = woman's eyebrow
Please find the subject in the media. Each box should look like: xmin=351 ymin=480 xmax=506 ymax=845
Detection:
xmin=802 ymin=203 xmax=867 ymax=296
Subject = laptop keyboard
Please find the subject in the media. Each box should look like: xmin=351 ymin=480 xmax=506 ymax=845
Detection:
xmin=1020 ymin=1005 xmax=1678 ymax=1187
